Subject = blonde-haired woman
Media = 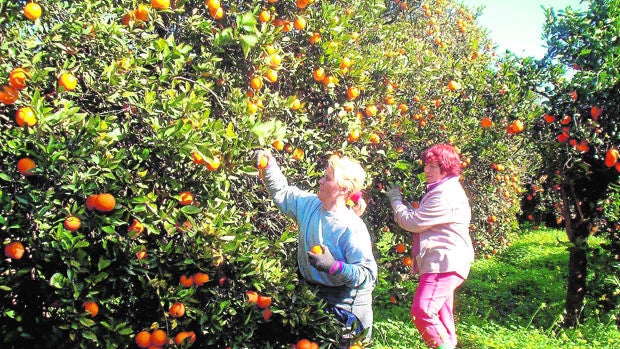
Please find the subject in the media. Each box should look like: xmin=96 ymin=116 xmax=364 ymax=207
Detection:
xmin=256 ymin=151 xmax=377 ymax=344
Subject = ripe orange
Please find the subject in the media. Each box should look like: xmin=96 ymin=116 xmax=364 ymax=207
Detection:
xmin=94 ymin=193 xmax=116 ymax=212
xmin=205 ymin=156 xmax=221 ymax=171
xmin=272 ymin=140 xmax=284 ymax=151
xmin=193 ymin=272 xmax=210 ymax=286
xmin=590 ymin=105 xmax=602 ymax=120
xmin=605 ymin=148 xmax=619 ymax=167
xmin=17 ymin=157 xmax=36 ymax=176
xmin=543 ymin=113 xmax=556 ymax=123
xmin=365 ymin=104 xmax=378 ymax=117
xmin=296 ymin=339 xmax=312 ymax=349
xmin=258 ymin=10 xmax=271 ymax=23
xmin=15 ymin=107 xmax=37 ymax=127
xmin=0 ymin=85 xmax=19 ymax=104
xmin=192 ymin=151 xmax=205 ymax=164
xmin=395 ymin=243 xmax=406 ymax=253
xmin=135 ymin=4 xmax=149 ymax=21
xmin=309 ymin=245 xmax=323 ymax=255
xmin=150 ymin=329 xmax=167 ymax=347
xmin=369 ymin=133 xmax=380 ymax=144
xmin=447 ymin=80 xmax=461 ymax=91
xmin=179 ymin=191 xmax=194 ymax=205
xmin=169 ymin=301 xmax=186 ymax=318
xmin=136 ymin=250 xmax=147 ymax=260
xmin=210 ymin=6 xmax=224 ymax=20
xmin=180 ymin=274 xmax=194 ymax=287
xmin=135 ymin=331 xmax=152 ymax=348
xmin=58 ymin=72 xmax=77 ymax=91
xmin=257 ymin=295 xmax=272 ymax=309
xmin=257 ymin=154 xmax=269 ymax=169
xmin=128 ymin=218 xmax=145 ymax=235
xmin=174 ymin=331 xmax=196 ymax=345
xmin=293 ymin=16 xmax=307 ymax=30
xmin=263 ymin=308 xmax=273 ymax=320
xmin=250 ymin=76 xmax=263 ymax=90
xmin=151 ymin=0 xmax=170 ymax=10
xmin=9 ymin=68 xmax=29 ymax=90
xmin=82 ymin=301 xmax=99 ymax=317
xmin=289 ymin=97 xmax=301 ymax=110
xmin=268 ymin=53 xmax=281 ymax=68
xmin=264 ymin=69 xmax=278 ymax=83
xmin=403 ymin=256 xmax=413 ymax=266
xmin=292 ymin=148 xmax=304 ymax=161
xmin=309 ymin=32 xmax=321 ymax=44
xmin=121 ymin=11 xmax=135 ymax=26
xmin=346 ymin=86 xmax=360 ymax=100
xmin=480 ymin=117 xmax=493 ymax=128
xmin=206 ymin=0 xmax=220 ymax=11
xmin=295 ymin=0 xmax=309 ymax=9
xmin=246 ymin=290 xmax=259 ymax=303
xmin=63 ymin=216 xmax=81 ymax=232
xmin=5 ymin=241 xmax=25 ymax=259
xmin=86 ymin=194 xmax=99 ymax=211
xmin=312 ymin=67 xmax=325 ymax=82
xmin=568 ymin=90 xmax=578 ymax=101
xmin=347 ymin=129 xmax=360 ymax=142
xmin=23 ymin=2 xmax=42 ymax=21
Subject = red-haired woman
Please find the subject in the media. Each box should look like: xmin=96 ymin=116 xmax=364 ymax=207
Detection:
xmin=385 ymin=143 xmax=474 ymax=349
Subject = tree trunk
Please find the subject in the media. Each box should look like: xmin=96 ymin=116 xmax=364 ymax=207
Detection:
xmin=565 ymin=232 xmax=588 ymax=327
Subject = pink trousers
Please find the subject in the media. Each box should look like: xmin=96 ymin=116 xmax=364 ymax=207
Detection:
xmin=411 ymin=272 xmax=464 ymax=348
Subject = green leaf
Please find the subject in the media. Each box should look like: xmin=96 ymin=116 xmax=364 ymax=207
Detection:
xmin=98 ymin=256 xmax=112 ymax=271
xmin=50 ymin=273 xmax=69 ymax=289
xmin=240 ymin=34 xmax=259 ymax=58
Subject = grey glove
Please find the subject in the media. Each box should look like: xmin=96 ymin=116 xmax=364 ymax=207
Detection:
xmin=385 ymin=183 xmax=403 ymax=204
xmin=307 ymin=245 xmax=337 ymax=273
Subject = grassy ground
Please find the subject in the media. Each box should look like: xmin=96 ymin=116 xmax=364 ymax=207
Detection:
xmin=371 ymin=227 xmax=620 ymax=348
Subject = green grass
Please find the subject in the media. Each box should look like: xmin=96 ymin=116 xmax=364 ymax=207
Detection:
xmin=371 ymin=227 xmax=620 ymax=348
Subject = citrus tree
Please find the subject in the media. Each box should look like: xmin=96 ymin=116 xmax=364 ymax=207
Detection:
xmin=523 ymin=0 xmax=620 ymax=327
xmin=1 ymin=0 xmax=542 ymax=348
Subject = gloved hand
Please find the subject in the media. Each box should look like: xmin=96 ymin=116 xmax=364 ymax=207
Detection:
xmin=307 ymin=245 xmax=339 ymax=274
xmin=385 ymin=183 xmax=403 ymax=204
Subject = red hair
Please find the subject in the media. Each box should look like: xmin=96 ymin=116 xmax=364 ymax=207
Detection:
xmin=421 ymin=144 xmax=462 ymax=177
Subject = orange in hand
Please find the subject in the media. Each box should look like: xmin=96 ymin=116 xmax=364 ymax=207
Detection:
xmin=257 ymin=154 xmax=269 ymax=169
xmin=309 ymin=245 xmax=323 ymax=255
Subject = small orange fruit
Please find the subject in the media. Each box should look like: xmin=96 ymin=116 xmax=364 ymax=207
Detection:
xmin=365 ymin=104 xmax=378 ymax=117
xmin=313 ymin=67 xmax=325 ymax=82
xmin=150 ymin=329 xmax=167 ymax=347
xmin=23 ymin=2 xmax=42 ymax=21
xmin=447 ymin=80 xmax=461 ymax=91
xmin=246 ymin=290 xmax=259 ymax=303
xmin=403 ymin=256 xmax=413 ymax=266
xmin=17 ymin=157 xmax=36 ymax=176
xmin=295 ymin=0 xmax=309 ymax=9
xmin=169 ymin=301 xmax=186 ymax=318
xmin=206 ymin=0 xmax=220 ymax=11
xmin=9 ymin=68 xmax=29 ymax=90
xmin=128 ymin=218 xmax=145 ymax=235
xmin=179 ymin=191 xmax=194 ymax=205
xmin=263 ymin=308 xmax=273 ymax=320
xmin=346 ymin=86 xmax=360 ymax=100
xmin=205 ymin=156 xmax=221 ymax=171
xmin=257 ymin=154 xmax=269 ymax=169
xmin=5 ymin=241 xmax=25 ymax=259
xmin=590 ymin=105 xmax=602 ymax=120
xmin=82 ymin=301 xmax=99 ymax=317
xmin=135 ymin=331 xmax=152 ymax=348
xmin=250 ymin=76 xmax=263 ymax=90
xmin=268 ymin=53 xmax=281 ymax=68
xmin=0 ymin=85 xmax=19 ymax=104
xmin=136 ymin=250 xmax=147 ymax=260
xmin=86 ymin=194 xmax=99 ymax=211
xmin=296 ymin=339 xmax=312 ymax=349
xmin=15 ymin=107 xmax=37 ymax=127
xmin=272 ymin=140 xmax=284 ymax=151
xmin=63 ymin=216 xmax=81 ymax=232
xmin=210 ymin=6 xmax=224 ymax=19
xmin=174 ymin=331 xmax=197 ymax=345
xmin=180 ymin=274 xmax=194 ymax=287
xmin=94 ymin=193 xmax=116 ymax=212
xmin=135 ymin=4 xmax=149 ymax=21
xmin=58 ymin=72 xmax=77 ymax=91
xmin=258 ymin=10 xmax=271 ymax=23
xmin=605 ymin=148 xmax=619 ymax=167
xmin=480 ymin=117 xmax=493 ymax=128
xmin=309 ymin=32 xmax=321 ymax=44
xmin=265 ymin=69 xmax=278 ymax=83
xmin=347 ymin=129 xmax=360 ymax=142
xmin=309 ymin=245 xmax=323 ymax=255
xmin=193 ymin=272 xmax=210 ymax=286
xmin=395 ymin=243 xmax=406 ymax=253
xmin=151 ymin=0 xmax=170 ymax=10
xmin=292 ymin=148 xmax=304 ymax=161
xmin=293 ymin=16 xmax=306 ymax=30
xmin=257 ymin=295 xmax=272 ymax=309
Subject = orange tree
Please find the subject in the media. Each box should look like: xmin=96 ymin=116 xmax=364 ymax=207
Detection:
xmin=523 ymin=0 xmax=620 ymax=327
xmin=1 ymin=0 xmax=541 ymax=348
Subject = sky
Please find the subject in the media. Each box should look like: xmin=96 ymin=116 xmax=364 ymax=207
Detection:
xmin=460 ymin=0 xmax=587 ymax=58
